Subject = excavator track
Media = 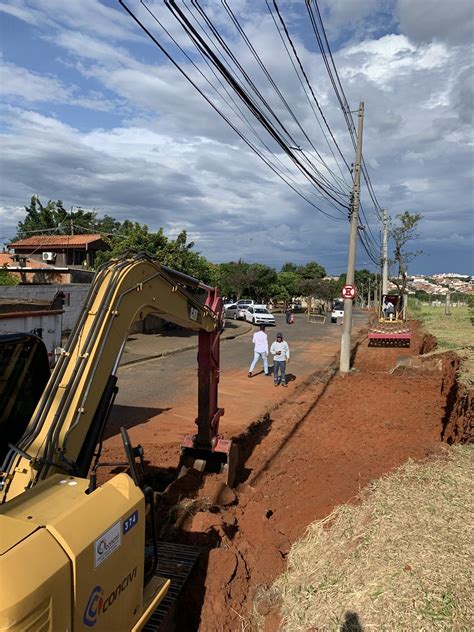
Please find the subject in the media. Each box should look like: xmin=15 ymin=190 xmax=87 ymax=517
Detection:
xmin=142 ymin=542 xmax=201 ymax=631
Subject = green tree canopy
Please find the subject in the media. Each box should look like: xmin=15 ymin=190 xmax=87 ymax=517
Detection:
xmin=15 ymin=196 xmax=100 ymax=239
xmin=0 ymin=266 xmax=20 ymax=286
xmin=299 ymin=261 xmax=326 ymax=279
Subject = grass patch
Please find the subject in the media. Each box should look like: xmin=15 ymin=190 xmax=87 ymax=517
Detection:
xmin=409 ymin=302 xmax=474 ymax=386
xmin=268 ymin=446 xmax=474 ymax=631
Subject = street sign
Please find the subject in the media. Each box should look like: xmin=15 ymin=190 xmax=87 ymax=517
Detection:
xmin=341 ymin=284 xmax=357 ymax=300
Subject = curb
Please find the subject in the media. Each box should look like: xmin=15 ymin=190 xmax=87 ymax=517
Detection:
xmin=120 ymin=321 xmax=253 ymax=368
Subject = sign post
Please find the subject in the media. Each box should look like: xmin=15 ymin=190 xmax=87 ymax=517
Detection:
xmin=341 ymin=284 xmax=357 ymax=300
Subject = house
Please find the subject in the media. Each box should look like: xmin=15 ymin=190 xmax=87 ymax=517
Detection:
xmin=8 ymin=234 xmax=108 ymax=268
xmin=0 ymin=252 xmax=93 ymax=284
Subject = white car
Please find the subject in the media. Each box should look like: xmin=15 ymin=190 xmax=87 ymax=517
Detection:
xmin=241 ymin=305 xmax=275 ymax=326
xmin=331 ymin=301 xmax=344 ymax=323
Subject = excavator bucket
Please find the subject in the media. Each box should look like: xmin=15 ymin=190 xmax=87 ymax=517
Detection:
xmin=179 ymin=435 xmax=238 ymax=488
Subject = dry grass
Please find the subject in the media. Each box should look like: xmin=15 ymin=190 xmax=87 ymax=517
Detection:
xmin=409 ymin=303 xmax=474 ymax=386
xmin=269 ymin=446 xmax=474 ymax=631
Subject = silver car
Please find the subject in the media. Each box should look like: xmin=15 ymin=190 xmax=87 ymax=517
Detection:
xmin=224 ymin=303 xmax=241 ymax=320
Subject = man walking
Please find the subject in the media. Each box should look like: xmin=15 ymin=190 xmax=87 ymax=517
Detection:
xmin=248 ymin=325 xmax=270 ymax=377
xmin=270 ymin=332 xmax=290 ymax=387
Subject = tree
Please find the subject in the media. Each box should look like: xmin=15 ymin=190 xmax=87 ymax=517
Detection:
xmin=281 ymin=262 xmax=299 ymax=273
xmin=16 ymin=196 xmax=100 ymax=238
xmin=276 ymin=271 xmax=300 ymax=299
xmin=218 ymin=261 xmax=251 ymax=299
xmin=0 ymin=266 xmax=19 ymax=286
xmin=299 ymin=261 xmax=326 ymax=280
xmin=246 ymin=263 xmax=277 ymax=302
xmin=390 ymin=211 xmax=423 ymax=296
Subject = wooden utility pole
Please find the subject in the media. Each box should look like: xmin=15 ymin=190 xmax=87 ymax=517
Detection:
xmin=340 ymin=101 xmax=364 ymax=373
xmin=382 ymin=208 xmax=389 ymax=297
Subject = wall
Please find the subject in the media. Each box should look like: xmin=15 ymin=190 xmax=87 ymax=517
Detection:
xmin=0 ymin=284 xmax=166 ymax=335
xmin=0 ymin=311 xmax=62 ymax=366
xmin=0 ymin=284 xmax=90 ymax=331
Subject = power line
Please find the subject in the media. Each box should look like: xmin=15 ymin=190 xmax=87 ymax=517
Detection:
xmin=161 ymin=0 xmax=349 ymax=211
xmin=308 ymin=0 xmax=384 ymax=220
xmin=119 ymin=0 xmax=347 ymax=221
xmin=221 ymin=0 xmax=349 ymax=197
xmin=270 ymin=0 xmax=352 ymax=177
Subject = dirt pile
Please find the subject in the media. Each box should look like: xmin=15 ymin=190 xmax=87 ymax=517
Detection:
xmin=157 ymin=321 xmax=472 ymax=631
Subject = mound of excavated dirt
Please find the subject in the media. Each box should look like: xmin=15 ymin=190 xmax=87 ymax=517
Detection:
xmin=154 ymin=321 xmax=472 ymax=631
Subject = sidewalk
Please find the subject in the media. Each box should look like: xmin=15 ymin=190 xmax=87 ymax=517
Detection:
xmin=120 ymin=319 xmax=252 ymax=366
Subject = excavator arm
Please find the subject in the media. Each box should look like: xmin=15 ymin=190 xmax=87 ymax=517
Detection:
xmin=0 ymin=253 xmax=227 ymax=501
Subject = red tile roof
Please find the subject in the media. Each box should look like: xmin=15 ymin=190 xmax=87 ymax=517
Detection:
xmin=0 ymin=253 xmax=51 ymax=269
xmin=8 ymin=234 xmax=104 ymax=248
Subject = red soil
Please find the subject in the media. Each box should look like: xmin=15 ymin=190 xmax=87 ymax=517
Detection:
xmin=159 ymin=322 xmax=469 ymax=631
xmin=100 ymin=321 xmax=471 ymax=630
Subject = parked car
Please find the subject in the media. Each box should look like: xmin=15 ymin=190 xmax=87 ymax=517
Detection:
xmin=241 ymin=305 xmax=276 ymax=326
xmin=236 ymin=299 xmax=255 ymax=307
xmin=224 ymin=304 xmax=241 ymax=320
xmin=331 ymin=300 xmax=344 ymax=323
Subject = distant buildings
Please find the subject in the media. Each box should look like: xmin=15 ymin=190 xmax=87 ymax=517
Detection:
xmin=3 ymin=234 xmax=109 ymax=283
xmin=407 ymin=274 xmax=474 ymax=296
xmin=7 ymin=234 xmax=108 ymax=267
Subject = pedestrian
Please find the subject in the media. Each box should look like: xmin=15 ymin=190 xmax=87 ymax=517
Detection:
xmin=270 ymin=331 xmax=290 ymax=387
xmin=285 ymin=305 xmax=292 ymax=325
xmin=248 ymin=324 xmax=270 ymax=377
xmin=386 ymin=300 xmax=395 ymax=320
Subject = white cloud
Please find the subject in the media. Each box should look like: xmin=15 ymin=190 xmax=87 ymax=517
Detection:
xmin=342 ymin=35 xmax=449 ymax=86
xmin=0 ymin=62 xmax=113 ymax=111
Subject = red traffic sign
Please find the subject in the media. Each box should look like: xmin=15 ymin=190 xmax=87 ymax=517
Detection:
xmin=341 ymin=284 xmax=357 ymax=299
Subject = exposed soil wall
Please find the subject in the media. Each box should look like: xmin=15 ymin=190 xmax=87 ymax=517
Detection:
xmin=151 ymin=321 xmax=473 ymax=631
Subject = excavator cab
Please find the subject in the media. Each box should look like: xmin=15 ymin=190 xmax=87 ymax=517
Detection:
xmin=0 ymin=333 xmax=50 ymax=464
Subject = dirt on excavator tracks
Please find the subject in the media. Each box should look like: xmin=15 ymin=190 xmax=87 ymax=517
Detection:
xmin=102 ymin=321 xmax=472 ymax=631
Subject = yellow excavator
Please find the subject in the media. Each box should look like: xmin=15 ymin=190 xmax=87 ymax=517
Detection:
xmin=0 ymin=254 xmax=236 ymax=631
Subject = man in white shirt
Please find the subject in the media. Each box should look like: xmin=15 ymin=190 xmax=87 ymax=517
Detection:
xmin=270 ymin=332 xmax=290 ymax=387
xmin=248 ymin=325 xmax=270 ymax=377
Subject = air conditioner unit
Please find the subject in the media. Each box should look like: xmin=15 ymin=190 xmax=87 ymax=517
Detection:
xmin=42 ymin=251 xmax=56 ymax=262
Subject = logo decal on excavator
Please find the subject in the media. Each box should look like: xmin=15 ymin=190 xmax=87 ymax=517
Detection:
xmin=94 ymin=521 xmax=121 ymax=568
xmin=83 ymin=567 xmax=138 ymax=627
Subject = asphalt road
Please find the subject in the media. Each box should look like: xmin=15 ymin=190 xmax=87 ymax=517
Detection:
xmin=105 ymin=312 xmax=367 ymax=452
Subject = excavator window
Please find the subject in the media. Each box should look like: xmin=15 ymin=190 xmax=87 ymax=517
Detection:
xmin=0 ymin=333 xmax=50 ymax=463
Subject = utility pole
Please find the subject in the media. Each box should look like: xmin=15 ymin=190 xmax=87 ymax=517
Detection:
xmin=340 ymin=101 xmax=364 ymax=373
xmin=382 ymin=208 xmax=389 ymax=297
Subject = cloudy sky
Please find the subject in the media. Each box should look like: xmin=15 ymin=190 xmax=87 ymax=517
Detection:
xmin=0 ymin=0 xmax=472 ymax=274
